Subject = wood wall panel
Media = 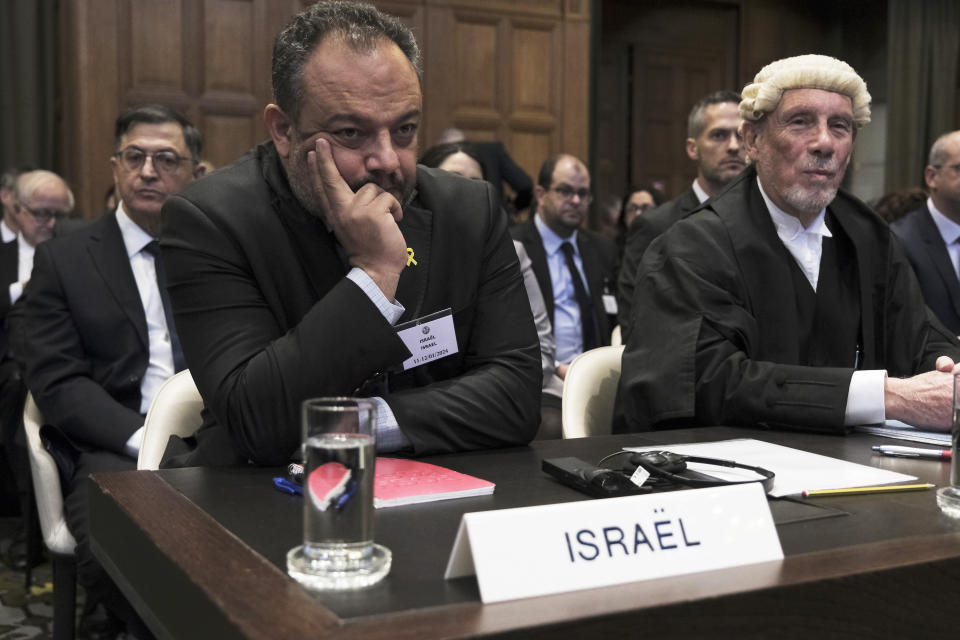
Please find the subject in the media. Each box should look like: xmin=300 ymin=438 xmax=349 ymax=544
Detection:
xmin=511 ymin=131 xmax=552 ymax=183
xmin=203 ymin=0 xmax=256 ymax=97
xmin=510 ymin=24 xmax=554 ymax=115
xmin=60 ymin=0 xmax=587 ymax=218
xmin=127 ymin=0 xmax=185 ymax=90
xmin=200 ymin=114 xmax=258 ymax=169
xmin=454 ymin=18 xmax=499 ymax=111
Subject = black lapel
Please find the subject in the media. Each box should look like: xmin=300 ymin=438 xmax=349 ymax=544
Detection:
xmin=916 ymin=205 xmax=960 ymax=318
xmin=395 ymin=200 xmax=432 ymax=322
xmin=89 ymin=214 xmax=148 ymax=351
xmin=519 ymin=218 xmax=554 ymax=322
xmin=0 ymin=240 xmax=18 ymax=288
xmin=577 ymin=230 xmax=604 ymax=316
xmin=824 ymin=197 xmax=876 ymax=366
xmin=717 ymin=170 xmax=800 ymax=363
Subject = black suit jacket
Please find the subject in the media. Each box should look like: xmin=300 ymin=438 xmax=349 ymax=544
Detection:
xmin=618 ymin=165 xmax=960 ymax=433
xmin=0 ymin=239 xmax=18 ymax=350
xmin=160 ymin=142 xmax=541 ymax=466
xmin=24 ymin=212 xmax=149 ymax=453
xmin=891 ymin=204 xmax=960 ymax=335
xmin=510 ymin=217 xmax=619 ymax=350
xmin=617 ymin=185 xmax=701 ymax=341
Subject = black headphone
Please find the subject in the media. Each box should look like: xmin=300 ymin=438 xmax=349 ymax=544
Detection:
xmin=612 ymin=450 xmax=776 ymax=493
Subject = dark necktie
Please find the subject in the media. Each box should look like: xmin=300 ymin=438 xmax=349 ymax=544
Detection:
xmin=144 ymin=241 xmax=186 ymax=372
xmin=560 ymin=241 xmax=599 ymax=351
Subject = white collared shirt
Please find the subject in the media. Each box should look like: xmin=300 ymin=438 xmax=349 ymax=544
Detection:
xmin=1 ymin=220 xmax=16 ymax=243
xmin=692 ymin=179 xmax=711 ymax=205
xmin=757 ymin=179 xmax=833 ymax=291
xmin=8 ymin=235 xmax=35 ymax=305
xmin=756 ymin=178 xmax=885 ymax=426
xmin=926 ymin=198 xmax=960 ymax=279
xmin=115 ymin=205 xmax=177 ymax=418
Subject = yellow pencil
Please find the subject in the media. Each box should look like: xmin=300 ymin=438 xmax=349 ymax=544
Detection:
xmin=801 ymin=483 xmax=935 ymax=498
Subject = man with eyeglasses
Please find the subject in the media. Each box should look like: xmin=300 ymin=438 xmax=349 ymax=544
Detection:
xmin=892 ymin=130 xmax=960 ymax=335
xmin=511 ymin=154 xmax=619 ymax=438
xmin=617 ymin=90 xmax=747 ymax=342
xmin=2 ymin=171 xmax=73 ymax=316
xmin=0 ymin=166 xmax=34 ymax=244
xmin=23 ymin=103 xmax=204 ymax=638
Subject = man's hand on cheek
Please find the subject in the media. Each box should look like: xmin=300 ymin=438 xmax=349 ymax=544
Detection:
xmin=309 ymin=138 xmax=407 ymax=300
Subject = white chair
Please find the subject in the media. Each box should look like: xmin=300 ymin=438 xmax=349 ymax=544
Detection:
xmin=610 ymin=324 xmax=622 ymax=347
xmin=561 ymin=345 xmax=625 ymax=438
xmin=137 ymin=370 xmax=204 ymax=470
xmin=23 ymin=392 xmax=77 ymax=640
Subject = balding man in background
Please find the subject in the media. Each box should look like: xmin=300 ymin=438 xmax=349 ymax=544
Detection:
xmin=891 ymin=130 xmax=960 ymax=335
xmin=618 ymin=54 xmax=960 ymax=435
xmin=512 ymin=154 xmax=618 ymax=438
xmin=1 ymin=171 xmax=73 ymax=320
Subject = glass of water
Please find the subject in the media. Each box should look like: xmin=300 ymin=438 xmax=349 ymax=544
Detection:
xmin=287 ymin=397 xmax=391 ymax=589
xmin=936 ymin=373 xmax=960 ymax=518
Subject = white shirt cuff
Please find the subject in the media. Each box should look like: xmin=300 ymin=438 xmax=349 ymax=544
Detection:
xmin=844 ymin=369 xmax=887 ymax=425
xmin=123 ymin=425 xmax=146 ymax=459
xmin=346 ymin=268 xmax=405 ymax=325
xmin=370 ymin=396 xmax=410 ymax=452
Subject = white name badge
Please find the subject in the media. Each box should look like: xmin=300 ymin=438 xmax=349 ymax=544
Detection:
xmin=444 ymin=483 xmax=782 ymax=603
xmin=395 ymin=308 xmax=458 ymax=371
xmin=602 ymin=294 xmax=618 ymax=315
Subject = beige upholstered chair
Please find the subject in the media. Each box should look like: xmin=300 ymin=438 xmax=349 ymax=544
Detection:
xmin=561 ymin=345 xmax=625 ymax=438
xmin=23 ymin=392 xmax=77 ymax=640
xmin=610 ymin=324 xmax=622 ymax=347
xmin=137 ymin=370 xmax=204 ymax=470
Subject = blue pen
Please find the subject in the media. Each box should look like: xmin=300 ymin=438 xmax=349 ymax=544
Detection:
xmin=273 ymin=476 xmax=303 ymax=496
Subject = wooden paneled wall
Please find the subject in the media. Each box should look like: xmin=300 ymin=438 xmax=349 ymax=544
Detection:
xmin=58 ymin=0 xmax=590 ymax=218
xmin=60 ymin=0 xmax=298 ymax=218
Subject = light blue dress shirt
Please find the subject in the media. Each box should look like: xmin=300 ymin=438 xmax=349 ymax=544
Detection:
xmin=534 ymin=214 xmax=591 ymax=364
xmin=344 ymin=268 xmax=411 ymax=452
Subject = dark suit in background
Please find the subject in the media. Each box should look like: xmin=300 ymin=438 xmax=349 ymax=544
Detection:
xmin=160 ymin=142 xmax=541 ymax=467
xmin=617 ymin=184 xmax=701 ymax=342
xmin=24 ymin=212 xmax=149 ymax=626
xmin=891 ymin=204 xmax=960 ymax=335
xmin=511 ymin=216 xmax=619 ymax=350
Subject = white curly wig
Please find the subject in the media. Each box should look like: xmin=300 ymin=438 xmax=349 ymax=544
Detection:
xmin=739 ymin=54 xmax=871 ymax=128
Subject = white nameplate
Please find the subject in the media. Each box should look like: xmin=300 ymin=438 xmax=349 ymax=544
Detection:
xmin=395 ymin=308 xmax=458 ymax=371
xmin=444 ymin=483 xmax=782 ymax=603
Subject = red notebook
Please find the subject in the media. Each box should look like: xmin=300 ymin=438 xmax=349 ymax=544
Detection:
xmin=374 ymin=457 xmax=495 ymax=508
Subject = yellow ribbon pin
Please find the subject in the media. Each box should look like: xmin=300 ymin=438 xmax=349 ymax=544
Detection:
xmin=406 ymin=247 xmax=418 ymax=267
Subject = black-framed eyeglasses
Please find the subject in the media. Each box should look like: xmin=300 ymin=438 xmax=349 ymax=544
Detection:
xmin=624 ymin=203 xmax=653 ymax=216
xmin=550 ymin=185 xmax=593 ymax=201
xmin=16 ymin=202 xmax=67 ymax=223
xmin=114 ymin=146 xmax=192 ymax=175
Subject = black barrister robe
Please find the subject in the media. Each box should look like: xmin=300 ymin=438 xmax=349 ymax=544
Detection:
xmin=618 ymin=165 xmax=960 ymax=433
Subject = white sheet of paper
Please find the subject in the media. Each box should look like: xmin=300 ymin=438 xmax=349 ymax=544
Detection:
xmin=624 ymin=438 xmax=916 ymax=497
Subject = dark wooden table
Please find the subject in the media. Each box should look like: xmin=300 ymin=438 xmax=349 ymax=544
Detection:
xmin=89 ymin=427 xmax=960 ymax=639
